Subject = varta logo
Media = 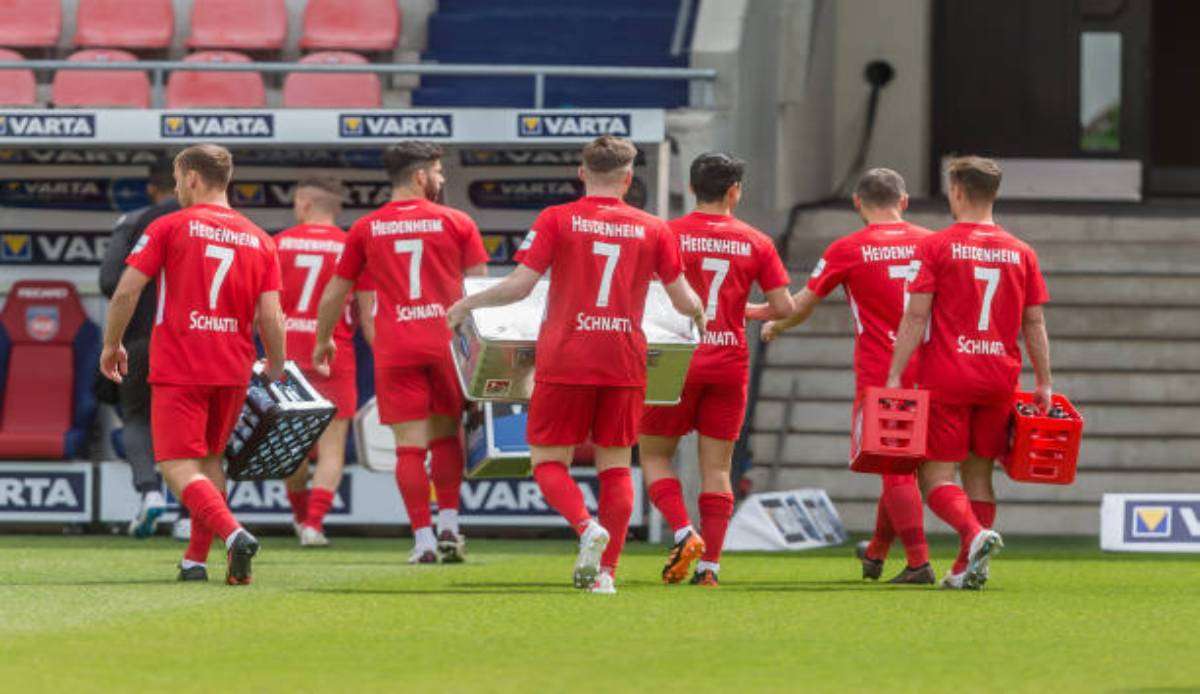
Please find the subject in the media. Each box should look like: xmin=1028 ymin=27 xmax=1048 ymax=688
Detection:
xmin=161 ymin=114 xmax=275 ymax=138
xmin=0 ymin=114 xmax=96 ymax=138
xmin=1132 ymin=506 xmax=1171 ymax=538
xmin=230 ymin=183 xmax=266 ymax=206
xmin=517 ymin=113 xmax=632 ymax=138
xmin=339 ymin=114 xmax=453 ymax=138
xmin=1 ymin=234 xmax=31 ymax=262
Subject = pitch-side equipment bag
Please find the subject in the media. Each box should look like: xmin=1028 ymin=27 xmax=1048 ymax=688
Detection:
xmin=224 ymin=361 xmax=336 ymax=481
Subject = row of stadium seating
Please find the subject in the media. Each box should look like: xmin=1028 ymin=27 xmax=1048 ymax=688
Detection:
xmin=0 ymin=0 xmax=401 ymax=53
xmin=0 ymin=48 xmax=381 ymax=108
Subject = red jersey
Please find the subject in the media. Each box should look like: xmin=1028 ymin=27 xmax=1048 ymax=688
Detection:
xmin=520 ymin=196 xmax=683 ymax=387
xmin=670 ymin=212 xmax=789 ymax=385
xmin=276 ymin=223 xmax=358 ymax=375
xmin=126 ymin=203 xmax=281 ymax=386
xmin=908 ymin=222 xmax=1049 ymax=404
xmin=808 ymin=222 xmax=933 ymax=390
xmin=335 ymin=197 xmax=487 ymax=369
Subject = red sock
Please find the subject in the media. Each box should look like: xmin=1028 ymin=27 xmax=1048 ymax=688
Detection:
xmin=698 ymin=492 xmax=734 ymax=563
xmin=647 ymin=478 xmax=692 ymax=532
xmin=394 ymin=446 xmax=432 ymax=530
xmin=927 ymin=484 xmax=983 ymax=574
xmin=305 ymin=487 xmax=335 ymax=532
xmin=881 ymin=474 xmax=929 ymax=568
xmin=598 ymin=467 xmax=633 ymax=573
xmin=180 ymin=478 xmax=240 ymax=541
xmin=184 ymin=515 xmax=215 ymax=563
xmin=864 ymin=496 xmax=895 ymax=561
xmin=532 ymin=461 xmax=591 ymax=534
xmin=429 ymin=436 xmax=464 ymax=512
xmin=955 ymin=500 xmax=997 ymax=571
xmin=287 ymin=489 xmax=309 ymax=526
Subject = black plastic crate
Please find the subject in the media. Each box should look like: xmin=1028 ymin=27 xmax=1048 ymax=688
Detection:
xmin=225 ymin=362 xmax=336 ymax=481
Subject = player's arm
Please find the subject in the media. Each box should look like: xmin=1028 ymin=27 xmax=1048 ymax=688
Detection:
xmin=313 ymin=276 xmax=354 ymax=375
xmin=355 ymin=290 xmax=376 ymax=346
xmin=256 ymin=290 xmax=286 ymax=382
xmin=885 ymin=291 xmax=932 ymax=388
xmin=760 ymin=288 xmax=822 ymax=342
xmin=447 ymin=265 xmax=540 ymax=330
xmin=99 ymin=266 xmax=152 ymax=382
xmin=1023 ymin=304 xmax=1054 ymax=412
xmin=464 ymin=263 xmax=488 ymax=278
xmin=665 ymin=275 xmax=707 ymax=334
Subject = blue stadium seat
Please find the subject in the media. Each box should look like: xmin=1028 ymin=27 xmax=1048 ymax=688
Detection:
xmin=412 ymin=1 xmax=695 ymax=108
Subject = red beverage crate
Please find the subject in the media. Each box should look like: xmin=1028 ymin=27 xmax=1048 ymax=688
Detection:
xmin=850 ymin=387 xmax=930 ymax=474
xmin=1003 ymin=392 xmax=1084 ymax=485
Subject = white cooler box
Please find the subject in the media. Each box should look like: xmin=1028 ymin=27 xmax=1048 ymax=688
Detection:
xmin=465 ymin=402 xmax=532 ymax=478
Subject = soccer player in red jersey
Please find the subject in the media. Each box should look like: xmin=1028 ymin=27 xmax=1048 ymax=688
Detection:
xmin=276 ymin=176 xmax=374 ymax=547
xmin=449 ymin=136 xmax=706 ymax=595
xmin=639 ymin=153 xmax=795 ymax=587
xmin=759 ymin=169 xmax=935 ymax=584
xmin=313 ymin=142 xmax=487 ymax=564
xmin=100 ymin=144 xmax=285 ymax=585
xmin=886 ymin=156 xmax=1053 ymax=590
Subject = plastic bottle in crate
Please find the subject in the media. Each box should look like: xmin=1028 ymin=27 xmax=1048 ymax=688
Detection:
xmin=1003 ymin=392 xmax=1084 ymax=485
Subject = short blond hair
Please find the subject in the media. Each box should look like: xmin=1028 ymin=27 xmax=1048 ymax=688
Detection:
xmin=581 ymin=135 xmax=637 ymax=176
xmin=175 ymin=144 xmax=233 ymax=189
xmin=947 ymin=156 xmax=1002 ymax=203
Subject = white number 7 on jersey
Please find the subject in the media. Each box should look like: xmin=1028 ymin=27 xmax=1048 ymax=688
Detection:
xmin=974 ymin=266 xmax=1000 ymax=330
xmin=393 ymin=239 xmax=424 ymax=300
xmin=592 ymin=241 xmax=620 ymax=307
xmin=204 ymin=244 xmax=234 ymax=310
xmin=701 ymin=257 xmax=730 ymax=320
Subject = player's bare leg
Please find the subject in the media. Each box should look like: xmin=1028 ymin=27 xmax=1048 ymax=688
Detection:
xmin=592 ymin=445 xmax=635 ymax=595
xmin=641 ymin=434 xmax=705 ymax=584
xmin=531 ymin=445 xmax=608 ymax=590
xmin=284 ymin=458 xmax=310 ymax=539
xmin=391 ymin=419 xmax=438 ymax=564
xmin=428 ymin=414 xmax=467 ymax=563
xmin=299 ymin=419 xmax=349 ymax=547
xmin=691 ymin=435 xmax=735 ymax=587
xmin=920 ymin=460 xmax=998 ymax=590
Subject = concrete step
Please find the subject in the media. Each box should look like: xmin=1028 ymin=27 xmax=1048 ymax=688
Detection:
xmin=786 ymin=207 xmax=1200 ymax=245
xmin=745 ymin=432 xmax=1199 ymax=471
xmin=757 ymin=368 xmax=1200 ymax=404
xmin=763 ymin=335 xmax=1200 ymax=371
xmin=788 ymin=497 xmax=1100 ymax=536
xmin=751 ymin=399 xmax=1200 ymax=437
xmin=785 ymin=302 xmax=1200 ymax=338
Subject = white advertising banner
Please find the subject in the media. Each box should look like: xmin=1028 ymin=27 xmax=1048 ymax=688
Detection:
xmin=724 ymin=489 xmax=848 ymax=552
xmin=1100 ymin=493 xmax=1200 ymax=553
xmin=0 ymin=461 xmax=93 ymax=523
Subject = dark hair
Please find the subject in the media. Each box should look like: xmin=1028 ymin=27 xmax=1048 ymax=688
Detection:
xmin=854 ymin=168 xmax=907 ymax=208
xmin=690 ymin=152 xmax=745 ymax=203
xmin=383 ymin=142 xmax=443 ymax=187
xmin=947 ymin=156 xmax=1002 ymax=202
xmin=296 ymin=175 xmax=345 ymax=211
xmin=581 ymin=135 xmax=638 ymax=175
xmin=174 ymin=144 xmax=233 ymax=189
xmin=147 ymin=158 xmax=175 ymax=191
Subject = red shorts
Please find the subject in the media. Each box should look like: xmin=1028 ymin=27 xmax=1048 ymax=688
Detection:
xmin=150 ymin=384 xmax=245 ymax=462
xmin=926 ymin=398 xmax=1013 ymax=463
xmin=375 ymin=358 xmax=463 ymax=424
xmin=527 ymin=382 xmax=644 ymax=448
xmin=302 ymin=368 xmax=357 ymax=420
xmin=640 ymin=380 xmax=747 ymax=441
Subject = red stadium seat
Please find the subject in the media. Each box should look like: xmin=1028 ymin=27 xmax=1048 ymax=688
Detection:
xmin=187 ymin=0 xmax=287 ymax=51
xmin=75 ymin=0 xmax=173 ymax=49
xmin=166 ymin=51 xmax=265 ymax=108
xmin=283 ymin=51 xmax=381 ymax=108
xmin=0 ymin=0 xmax=61 ymax=48
xmin=0 ymin=281 xmax=101 ymax=460
xmin=300 ymin=0 xmax=401 ymax=52
xmin=0 ymin=48 xmax=35 ymax=106
xmin=52 ymin=49 xmax=150 ymax=108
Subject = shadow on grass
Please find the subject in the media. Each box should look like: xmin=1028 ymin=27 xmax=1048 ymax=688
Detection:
xmin=0 ymin=578 xmax=177 ymax=587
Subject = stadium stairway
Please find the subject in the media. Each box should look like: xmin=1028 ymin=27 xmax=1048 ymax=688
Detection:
xmin=749 ymin=203 xmax=1200 ymax=536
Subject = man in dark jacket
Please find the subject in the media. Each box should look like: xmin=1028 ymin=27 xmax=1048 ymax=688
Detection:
xmin=100 ymin=160 xmax=182 ymax=538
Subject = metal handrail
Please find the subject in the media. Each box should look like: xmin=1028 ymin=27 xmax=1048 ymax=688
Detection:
xmin=0 ymin=59 xmax=719 ymax=109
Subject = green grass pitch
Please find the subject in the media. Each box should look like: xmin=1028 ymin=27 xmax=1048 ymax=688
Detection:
xmin=0 ymin=534 xmax=1194 ymax=693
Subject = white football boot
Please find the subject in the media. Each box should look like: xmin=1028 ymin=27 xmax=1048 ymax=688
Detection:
xmin=127 ymin=491 xmax=167 ymax=538
xmin=940 ymin=571 xmax=966 ymax=590
xmin=172 ymin=517 xmax=192 ymax=542
xmin=299 ymin=525 xmax=329 ymax=547
xmin=590 ymin=570 xmax=617 ymax=595
xmin=573 ymin=520 xmax=610 ymax=589
xmin=963 ymin=529 xmax=1003 ymax=590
